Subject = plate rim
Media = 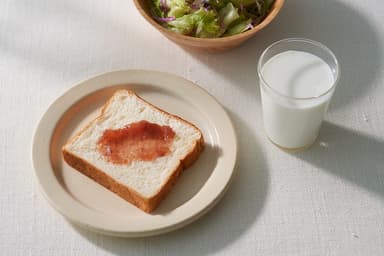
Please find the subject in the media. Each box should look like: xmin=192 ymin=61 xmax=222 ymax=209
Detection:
xmin=31 ymin=69 xmax=238 ymax=237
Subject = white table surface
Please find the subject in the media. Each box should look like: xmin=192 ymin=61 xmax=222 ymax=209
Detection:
xmin=1 ymin=0 xmax=384 ymax=255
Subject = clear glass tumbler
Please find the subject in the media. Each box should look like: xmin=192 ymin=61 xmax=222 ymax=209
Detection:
xmin=257 ymin=38 xmax=340 ymax=150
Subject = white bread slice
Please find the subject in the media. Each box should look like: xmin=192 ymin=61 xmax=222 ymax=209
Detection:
xmin=62 ymin=89 xmax=204 ymax=213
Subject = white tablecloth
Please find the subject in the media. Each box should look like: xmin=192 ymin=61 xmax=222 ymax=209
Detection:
xmin=1 ymin=0 xmax=384 ymax=255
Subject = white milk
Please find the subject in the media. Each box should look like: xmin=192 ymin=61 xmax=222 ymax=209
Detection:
xmin=260 ymin=50 xmax=335 ymax=149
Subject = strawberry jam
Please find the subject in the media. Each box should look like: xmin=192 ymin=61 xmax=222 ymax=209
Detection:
xmin=97 ymin=120 xmax=175 ymax=165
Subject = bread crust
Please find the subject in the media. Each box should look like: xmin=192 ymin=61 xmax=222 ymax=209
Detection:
xmin=62 ymin=89 xmax=204 ymax=213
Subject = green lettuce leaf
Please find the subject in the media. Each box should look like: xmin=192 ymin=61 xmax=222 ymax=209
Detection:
xmin=219 ymin=2 xmax=240 ymax=28
xmin=167 ymin=13 xmax=195 ymax=35
xmin=168 ymin=0 xmax=191 ymax=18
xmin=194 ymin=9 xmax=221 ymax=38
xmin=168 ymin=8 xmax=221 ymax=38
xmin=224 ymin=18 xmax=252 ymax=36
xmin=151 ymin=0 xmax=165 ymax=18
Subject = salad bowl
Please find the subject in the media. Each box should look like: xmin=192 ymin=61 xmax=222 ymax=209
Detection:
xmin=133 ymin=0 xmax=285 ymax=52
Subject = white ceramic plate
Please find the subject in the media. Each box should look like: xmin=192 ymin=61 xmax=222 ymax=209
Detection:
xmin=32 ymin=70 xmax=237 ymax=237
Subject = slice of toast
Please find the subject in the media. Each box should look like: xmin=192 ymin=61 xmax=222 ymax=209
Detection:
xmin=62 ymin=90 xmax=204 ymax=213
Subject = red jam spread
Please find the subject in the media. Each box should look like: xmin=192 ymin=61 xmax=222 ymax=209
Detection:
xmin=97 ymin=120 xmax=175 ymax=165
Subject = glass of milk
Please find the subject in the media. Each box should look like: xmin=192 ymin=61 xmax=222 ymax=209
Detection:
xmin=258 ymin=38 xmax=340 ymax=150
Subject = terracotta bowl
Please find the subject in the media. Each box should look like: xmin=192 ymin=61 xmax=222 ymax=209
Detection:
xmin=133 ymin=0 xmax=285 ymax=52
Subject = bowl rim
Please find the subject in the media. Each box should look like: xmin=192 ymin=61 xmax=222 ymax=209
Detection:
xmin=133 ymin=0 xmax=285 ymax=41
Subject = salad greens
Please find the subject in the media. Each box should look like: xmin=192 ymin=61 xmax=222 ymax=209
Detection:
xmin=150 ymin=0 xmax=275 ymax=38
